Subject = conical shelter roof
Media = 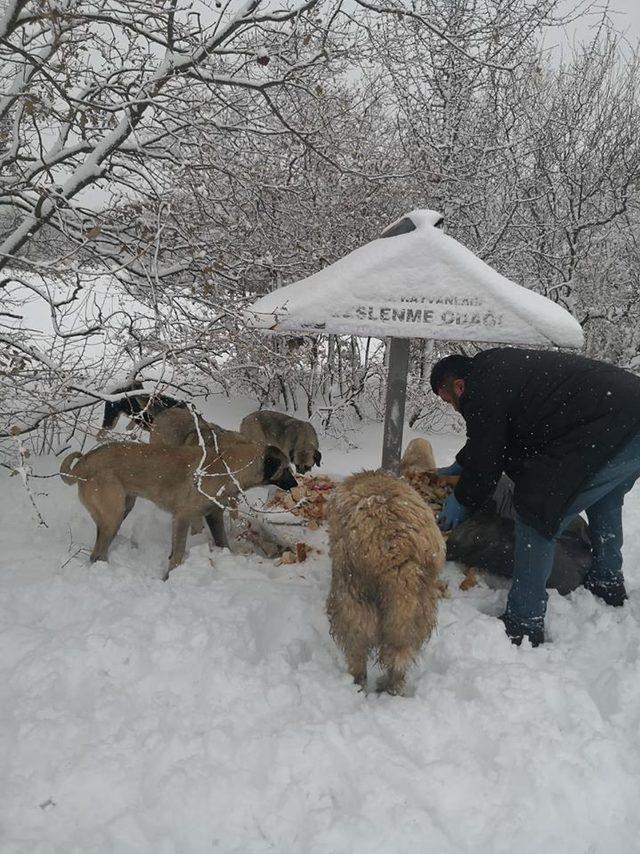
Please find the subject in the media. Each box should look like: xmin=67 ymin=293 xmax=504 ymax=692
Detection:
xmin=246 ymin=209 xmax=584 ymax=348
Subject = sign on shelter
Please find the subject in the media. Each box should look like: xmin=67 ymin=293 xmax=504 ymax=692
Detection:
xmin=246 ymin=209 xmax=584 ymax=349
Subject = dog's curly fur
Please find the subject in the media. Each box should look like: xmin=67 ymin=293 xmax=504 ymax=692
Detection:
xmin=400 ymin=437 xmax=437 ymax=478
xmin=326 ymin=470 xmax=445 ymax=695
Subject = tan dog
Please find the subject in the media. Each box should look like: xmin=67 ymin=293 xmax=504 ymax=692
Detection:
xmin=327 ymin=470 xmax=445 ymax=695
xmin=101 ymin=391 xmax=236 ymax=537
xmin=148 ymin=408 xmax=239 ymax=535
xmin=60 ymin=439 xmax=296 ymax=580
xmin=240 ymin=410 xmax=321 ymax=474
xmin=148 ymin=406 xmax=230 ymax=449
xmin=400 ymin=437 xmax=437 ymax=478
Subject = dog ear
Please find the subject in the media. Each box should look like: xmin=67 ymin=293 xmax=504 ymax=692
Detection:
xmin=264 ymin=445 xmax=285 ymax=480
xmin=151 ymin=392 xmax=181 ymax=411
xmin=101 ymin=400 xmax=120 ymax=429
xmin=313 ymin=449 xmax=322 ymax=466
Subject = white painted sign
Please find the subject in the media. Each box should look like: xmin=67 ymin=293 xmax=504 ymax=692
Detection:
xmin=245 ymin=209 xmax=584 ymax=348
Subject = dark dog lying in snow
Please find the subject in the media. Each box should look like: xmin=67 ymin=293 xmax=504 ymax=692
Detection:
xmin=446 ymin=476 xmax=592 ymax=594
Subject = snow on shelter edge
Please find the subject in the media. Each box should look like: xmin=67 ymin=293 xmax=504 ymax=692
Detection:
xmin=244 ymin=209 xmax=584 ymax=470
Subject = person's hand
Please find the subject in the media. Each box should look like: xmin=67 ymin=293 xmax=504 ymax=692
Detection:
xmin=436 ymin=461 xmax=463 ymax=477
xmin=438 ymin=493 xmax=469 ymax=531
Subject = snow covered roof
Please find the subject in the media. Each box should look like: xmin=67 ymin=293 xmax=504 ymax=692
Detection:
xmin=245 ymin=209 xmax=584 ymax=348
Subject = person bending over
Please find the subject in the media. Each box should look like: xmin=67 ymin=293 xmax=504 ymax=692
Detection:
xmin=431 ymin=347 xmax=640 ymax=646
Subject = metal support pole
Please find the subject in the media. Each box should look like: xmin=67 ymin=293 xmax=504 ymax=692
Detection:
xmin=381 ymin=336 xmax=410 ymax=474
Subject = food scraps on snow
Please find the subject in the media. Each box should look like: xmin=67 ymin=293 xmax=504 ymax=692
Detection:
xmin=266 ymin=474 xmax=335 ymax=529
xmin=263 ymin=471 xmax=474 ymax=590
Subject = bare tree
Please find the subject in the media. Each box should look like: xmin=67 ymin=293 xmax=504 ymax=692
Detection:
xmin=0 ymin=0 xmax=351 ymax=455
xmin=366 ymin=7 xmax=640 ymax=426
xmin=0 ymin=0 xmax=341 ymax=270
xmin=2 ymin=0 xmax=638 ymax=456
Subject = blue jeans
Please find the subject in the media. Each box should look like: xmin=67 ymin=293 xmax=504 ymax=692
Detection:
xmin=506 ymin=431 xmax=640 ymax=628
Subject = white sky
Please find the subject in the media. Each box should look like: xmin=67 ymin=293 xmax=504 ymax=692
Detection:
xmin=600 ymin=0 xmax=640 ymax=39
xmin=556 ymin=0 xmax=640 ymax=50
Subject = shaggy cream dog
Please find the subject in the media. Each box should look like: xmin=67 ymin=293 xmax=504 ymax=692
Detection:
xmin=327 ymin=470 xmax=445 ymax=695
xmin=400 ymin=437 xmax=437 ymax=478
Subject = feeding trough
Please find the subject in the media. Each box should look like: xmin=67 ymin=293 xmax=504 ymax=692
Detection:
xmin=245 ymin=209 xmax=584 ymax=471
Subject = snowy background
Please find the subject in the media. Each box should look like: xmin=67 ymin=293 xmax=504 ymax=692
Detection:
xmin=2 ymin=395 xmax=639 ymax=854
xmin=3 ymin=0 xmax=640 ymax=850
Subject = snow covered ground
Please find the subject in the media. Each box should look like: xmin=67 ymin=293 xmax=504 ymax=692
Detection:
xmin=2 ymin=396 xmax=640 ymax=854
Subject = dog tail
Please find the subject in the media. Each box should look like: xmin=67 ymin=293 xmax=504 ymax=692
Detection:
xmin=60 ymin=451 xmax=83 ymax=485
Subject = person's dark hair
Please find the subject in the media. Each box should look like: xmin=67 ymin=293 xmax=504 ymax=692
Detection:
xmin=430 ymin=355 xmax=473 ymax=394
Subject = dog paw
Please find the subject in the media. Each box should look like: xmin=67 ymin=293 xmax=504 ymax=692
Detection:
xmin=376 ymin=675 xmax=405 ymax=696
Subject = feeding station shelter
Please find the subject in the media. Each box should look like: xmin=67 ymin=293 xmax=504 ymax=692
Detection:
xmin=245 ymin=209 xmax=584 ymax=473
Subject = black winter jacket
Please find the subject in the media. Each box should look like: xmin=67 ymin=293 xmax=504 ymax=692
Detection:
xmin=453 ymin=348 xmax=640 ymax=538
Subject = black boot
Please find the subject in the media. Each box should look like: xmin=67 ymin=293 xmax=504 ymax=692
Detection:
xmin=499 ymin=613 xmax=545 ymax=647
xmin=583 ymin=576 xmax=628 ymax=607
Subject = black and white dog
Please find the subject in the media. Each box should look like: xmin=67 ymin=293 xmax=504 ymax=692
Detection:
xmin=101 ymin=381 xmax=186 ymax=431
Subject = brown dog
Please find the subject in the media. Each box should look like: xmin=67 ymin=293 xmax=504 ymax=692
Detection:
xmin=400 ymin=437 xmax=437 ymax=478
xmin=327 ymin=470 xmax=445 ymax=695
xmin=60 ymin=438 xmax=296 ymax=579
xmin=148 ymin=408 xmax=239 ymax=535
xmin=239 ymin=410 xmax=321 ymax=474
xmin=147 ymin=406 xmax=231 ymax=449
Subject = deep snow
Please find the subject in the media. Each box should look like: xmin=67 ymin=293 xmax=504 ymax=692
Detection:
xmin=2 ymin=397 xmax=640 ymax=854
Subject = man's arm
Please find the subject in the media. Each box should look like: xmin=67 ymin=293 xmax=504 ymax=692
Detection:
xmin=454 ymin=444 xmax=467 ymax=468
xmin=453 ymin=391 xmax=510 ymax=512
xmin=437 ymin=460 xmax=463 ymax=477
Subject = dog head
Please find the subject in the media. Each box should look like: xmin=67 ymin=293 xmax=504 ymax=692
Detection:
xmin=292 ymin=443 xmax=322 ymax=474
xmin=101 ymin=381 xmax=145 ymax=429
xmin=264 ymin=445 xmax=298 ymax=490
xmin=101 ymin=384 xmax=185 ymax=430
xmin=400 ymin=438 xmax=437 ymax=479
